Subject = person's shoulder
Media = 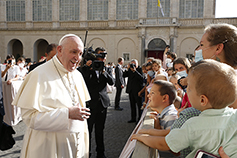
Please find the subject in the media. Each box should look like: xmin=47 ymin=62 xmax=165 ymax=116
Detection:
xmin=73 ymin=69 xmax=83 ymax=78
xmin=180 ymin=107 xmax=201 ymax=117
xmin=162 ymin=104 xmax=178 ymax=118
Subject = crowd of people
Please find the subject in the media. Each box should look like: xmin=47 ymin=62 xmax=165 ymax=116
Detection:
xmin=0 ymin=22 xmax=236 ymax=158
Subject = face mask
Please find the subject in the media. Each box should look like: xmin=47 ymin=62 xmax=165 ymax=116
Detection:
xmin=166 ymin=58 xmax=172 ymax=63
xmin=195 ymin=49 xmax=203 ymax=62
xmin=176 ymin=70 xmax=188 ymax=78
xmin=147 ymin=70 xmax=155 ymax=77
xmin=18 ymin=63 xmax=24 ymax=68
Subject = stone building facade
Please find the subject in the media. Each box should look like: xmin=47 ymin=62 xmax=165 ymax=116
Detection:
xmin=0 ymin=0 xmax=236 ymax=65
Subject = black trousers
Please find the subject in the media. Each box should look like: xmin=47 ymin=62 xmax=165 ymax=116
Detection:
xmin=128 ymin=90 xmax=142 ymax=121
xmin=115 ymin=86 xmax=122 ymax=108
xmin=87 ymin=100 xmax=107 ymax=156
xmin=0 ymin=114 xmax=3 ymax=132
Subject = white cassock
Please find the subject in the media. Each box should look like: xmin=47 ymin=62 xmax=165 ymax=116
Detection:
xmin=12 ymin=56 xmax=90 ymax=158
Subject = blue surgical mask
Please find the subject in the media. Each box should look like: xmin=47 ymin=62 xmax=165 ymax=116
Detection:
xmin=147 ymin=70 xmax=155 ymax=77
xmin=176 ymin=70 xmax=188 ymax=78
xmin=195 ymin=49 xmax=203 ymax=62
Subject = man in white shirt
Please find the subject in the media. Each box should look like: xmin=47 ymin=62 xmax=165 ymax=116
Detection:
xmin=12 ymin=34 xmax=91 ymax=158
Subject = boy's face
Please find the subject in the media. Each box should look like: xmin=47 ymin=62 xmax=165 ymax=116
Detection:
xmin=152 ymin=63 xmax=160 ymax=72
xmin=148 ymin=84 xmax=163 ymax=110
xmin=187 ymin=74 xmax=202 ymax=110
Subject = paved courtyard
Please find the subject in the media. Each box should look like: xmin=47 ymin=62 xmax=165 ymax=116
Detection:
xmin=0 ymin=90 xmax=136 ymax=158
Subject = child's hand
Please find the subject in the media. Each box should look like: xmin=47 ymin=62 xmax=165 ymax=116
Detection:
xmin=131 ymin=134 xmax=141 ymax=141
xmin=138 ymin=129 xmax=149 ymax=134
xmin=219 ymin=146 xmax=230 ymax=158
xmin=149 ymin=112 xmax=158 ymax=120
xmin=179 ymin=77 xmax=188 ymax=86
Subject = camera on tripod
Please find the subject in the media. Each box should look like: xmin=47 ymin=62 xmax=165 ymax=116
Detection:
xmin=82 ymin=46 xmax=107 ymax=71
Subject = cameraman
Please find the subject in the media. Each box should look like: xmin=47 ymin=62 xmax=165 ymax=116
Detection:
xmin=123 ymin=59 xmax=143 ymax=123
xmin=80 ymin=47 xmax=114 ymax=158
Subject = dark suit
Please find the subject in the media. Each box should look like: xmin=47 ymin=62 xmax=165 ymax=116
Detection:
xmin=28 ymin=60 xmax=46 ymax=72
xmin=0 ymin=67 xmax=5 ymax=132
xmin=114 ymin=64 xmax=125 ymax=108
xmin=80 ymin=65 xmax=114 ymax=157
xmin=123 ymin=66 xmax=143 ymax=121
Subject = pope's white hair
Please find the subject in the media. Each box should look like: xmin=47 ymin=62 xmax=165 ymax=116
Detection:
xmin=58 ymin=34 xmax=80 ymax=45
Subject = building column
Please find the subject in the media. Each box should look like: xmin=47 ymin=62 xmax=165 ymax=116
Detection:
xmin=138 ymin=0 xmax=147 ymax=63
xmin=52 ymin=0 xmax=59 ymax=28
xmin=108 ymin=0 xmax=116 ymax=27
xmin=169 ymin=26 xmax=178 ymax=54
xmin=0 ymin=1 xmax=6 ymax=28
xmin=170 ymin=0 xmax=179 ymax=18
xmin=139 ymin=28 xmax=146 ymax=63
xmin=204 ymin=0 xmax=215 ymax=18
xmin=25 ymin=0 xmax=33 ymax=28
xmin=138 ymin=0 xmax=147 ymax=25
xmin=80 ymin=0 xmax=87 ymax=27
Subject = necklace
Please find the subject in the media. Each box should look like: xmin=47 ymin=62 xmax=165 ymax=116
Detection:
xmin=52 ymin=58 xmax=78 ymax=106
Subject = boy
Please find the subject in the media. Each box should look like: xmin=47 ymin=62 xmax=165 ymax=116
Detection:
xmin=147 ymin=80 xmax=178 ymax=130
xmin=131 ymin=60 xmax=237 ymax=158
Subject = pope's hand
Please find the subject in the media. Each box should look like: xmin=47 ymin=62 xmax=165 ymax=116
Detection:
xmin=68 ymin=105 xmax=90 ymax=121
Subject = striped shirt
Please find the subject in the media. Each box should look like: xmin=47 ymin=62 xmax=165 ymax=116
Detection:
xmin=158 ymin=104 xmax=178 ymax=130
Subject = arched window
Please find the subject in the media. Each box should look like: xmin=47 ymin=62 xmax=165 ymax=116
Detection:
xmin=147 ymin=0 xmax=170 ymax=18
xmin=179 ymin=0 xmax=204 ymax=18
xmin=87 ymin=0 xmax=108 ymax=20
xmin=6 ymin=0 xmax=25 ymax=21
xmin=59 ymin=0 xmax=80 ymax=21
xmin=33 ymin=0 xmax=52 ymax=21
xmin=116 ymin=0 xmax=138 ymax=20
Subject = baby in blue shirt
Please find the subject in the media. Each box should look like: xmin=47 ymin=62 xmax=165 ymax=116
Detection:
xmin=131 ymin=59 xmax=237 ymax=158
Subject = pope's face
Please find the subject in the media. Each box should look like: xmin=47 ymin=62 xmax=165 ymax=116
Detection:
xmin=57 ymin=36 xmax=84 ymax=72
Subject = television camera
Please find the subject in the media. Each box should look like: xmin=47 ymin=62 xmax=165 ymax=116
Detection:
xmin=82 ymin=46 xmax=107 ymax=71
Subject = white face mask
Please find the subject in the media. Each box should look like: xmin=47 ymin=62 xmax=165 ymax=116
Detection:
xmin=195 ymin=49 xmax=203 ymax=62
xmin=176 ymin=70 xmax=188 ymax=78
xmin=18 ymin=63 xmax=24 ymax=68
xmin=166 ymin=58 xmax=172 ymax=63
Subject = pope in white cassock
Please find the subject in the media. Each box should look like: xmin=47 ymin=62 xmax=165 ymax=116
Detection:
xmin=12 ymin=34 xmax=91 ymax=158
